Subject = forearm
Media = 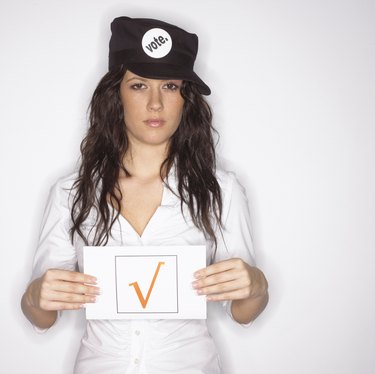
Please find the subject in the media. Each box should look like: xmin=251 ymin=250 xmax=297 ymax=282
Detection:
xmin=21 ymin=281 xmax=57 ymax=329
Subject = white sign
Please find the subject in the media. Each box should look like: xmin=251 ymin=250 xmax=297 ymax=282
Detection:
xmin=83 ymin=246 xmax=206 ymax=319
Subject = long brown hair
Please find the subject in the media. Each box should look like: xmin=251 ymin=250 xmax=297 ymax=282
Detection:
xmin=70 ymin=65 xmax=222 ymax=247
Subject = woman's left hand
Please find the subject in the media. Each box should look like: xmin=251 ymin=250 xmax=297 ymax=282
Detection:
xmin=192 ymin=258 xmax=267 ymax=302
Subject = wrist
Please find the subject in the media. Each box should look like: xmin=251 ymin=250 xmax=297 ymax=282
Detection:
xmin=249 ymin=266 xmax=268 ymax=299
xmin=231 ymin=290 xmax=269 ymax=324
xmin=23 ymin=279 xmax=40 ymax=309
xmin=21 ymin=284 xmax=57 ymax=329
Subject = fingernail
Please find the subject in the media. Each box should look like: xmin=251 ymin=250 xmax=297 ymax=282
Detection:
xmin=196 ymin=289 xmax=203 ymax=295
xmin=191 ymin=281 xmax=198 ymax=289
xmin=194 ymin=272 xmax=201 ymax=278
xmin=90 ymin=296 xmax=97 ymax=302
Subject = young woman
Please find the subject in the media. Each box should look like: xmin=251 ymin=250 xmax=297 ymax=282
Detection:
xmin=21 ymin=16 xmax=268 ymax=373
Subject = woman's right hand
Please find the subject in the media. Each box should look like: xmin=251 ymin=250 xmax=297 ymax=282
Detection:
xmin=25 ymin=269 xmax=100 ymax=311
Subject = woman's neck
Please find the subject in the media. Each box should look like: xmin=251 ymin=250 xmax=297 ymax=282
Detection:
xmin=122 ymin=143 xmax=168 ymax=180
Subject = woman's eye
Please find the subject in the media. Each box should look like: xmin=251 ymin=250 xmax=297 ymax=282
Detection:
xmin=164 ymin=83 xmax=179 ymax=91
xmin=130 ymin=83 xmax=146 ymax=90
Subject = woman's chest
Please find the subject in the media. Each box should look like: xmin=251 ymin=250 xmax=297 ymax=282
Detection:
xmin=118 ymin=177 xmax=164 ymax=237
xmin=75 ymin=203 xmax=209 ymax=271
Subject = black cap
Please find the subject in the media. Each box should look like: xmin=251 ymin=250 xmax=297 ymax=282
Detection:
xmin=108 ymin=16 xmax=211 ymax=95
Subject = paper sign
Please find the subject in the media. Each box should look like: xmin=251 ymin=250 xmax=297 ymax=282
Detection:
xmin=83 ymin=246 xmax=206 ymax=319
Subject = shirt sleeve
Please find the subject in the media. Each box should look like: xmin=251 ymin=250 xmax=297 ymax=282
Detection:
xmin=29 ymin=179 xmax=78 ymax=332
xmin=212 ymin=171 xmax=256 ymax=327
xmin=31 ymin=180 xmax=77 ymax=281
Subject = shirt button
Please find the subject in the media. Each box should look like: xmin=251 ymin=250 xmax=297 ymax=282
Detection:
xmin=134 ymin=358 xmax=140 ymax=365
xmin=135 ymin=330 xmax=140 ymax=336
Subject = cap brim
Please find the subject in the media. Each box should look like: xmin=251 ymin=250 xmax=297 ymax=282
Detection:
xmin=125 ymin=62 xmax=211 ymax=95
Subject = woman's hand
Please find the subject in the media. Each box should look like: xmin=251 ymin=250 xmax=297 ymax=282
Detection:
xmin=24 ymin=269 xmax=100 ymax=312
xmin=192 ymin=258 xmax=268 ymax=323
xmin=193 ymin=258 xmax=267 ymax=301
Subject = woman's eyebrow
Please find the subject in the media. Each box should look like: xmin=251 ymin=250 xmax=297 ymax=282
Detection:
xmin=125 ymin=77 xmax=148 ymax=83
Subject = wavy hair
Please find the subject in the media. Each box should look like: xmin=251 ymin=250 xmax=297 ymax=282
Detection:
xmin=70 ymin=65 xmax=222 ymax=247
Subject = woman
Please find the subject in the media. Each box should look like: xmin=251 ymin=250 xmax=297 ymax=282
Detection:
xmin=21 ymin=16 xmax=268 ymax=373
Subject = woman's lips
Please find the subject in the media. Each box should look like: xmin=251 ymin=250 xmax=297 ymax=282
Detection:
xmin=144 ymin=119 xmax=165 ymax=128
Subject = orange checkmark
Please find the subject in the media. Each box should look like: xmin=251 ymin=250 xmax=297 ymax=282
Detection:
xmin=129 ymin=261 xmax=165 ymax=309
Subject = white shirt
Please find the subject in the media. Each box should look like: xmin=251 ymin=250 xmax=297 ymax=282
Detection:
xmin=31 ymin=168 xmax=255 ymax=374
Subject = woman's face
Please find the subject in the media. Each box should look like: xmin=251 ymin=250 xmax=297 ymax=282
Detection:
xmin=120 ymin=70 xmax=184 ymax=149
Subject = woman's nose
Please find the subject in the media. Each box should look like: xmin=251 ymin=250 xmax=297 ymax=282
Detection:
xmin=147 ymin=88 xmax=163 ymax=112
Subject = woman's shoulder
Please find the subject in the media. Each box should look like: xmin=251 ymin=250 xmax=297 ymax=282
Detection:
xmin=216 ymin=166 xmax=249 ymax=212
xmin=48 ymin=171 xmax=79 ymax=207
xmin=51 ymin=171 xmax=78 ymax=191
xmin=215 ymin=166 xmax=238 ymax=192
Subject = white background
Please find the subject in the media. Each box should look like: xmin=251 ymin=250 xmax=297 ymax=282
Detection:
xmin=1 ymin=0 xmax=374 ymax=373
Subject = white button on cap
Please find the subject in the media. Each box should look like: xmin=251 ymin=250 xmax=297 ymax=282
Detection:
xmin=135 ymin=330 xmax=140 ymax=336
xmin=134 ymin=358 xmax=140 ymax=365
